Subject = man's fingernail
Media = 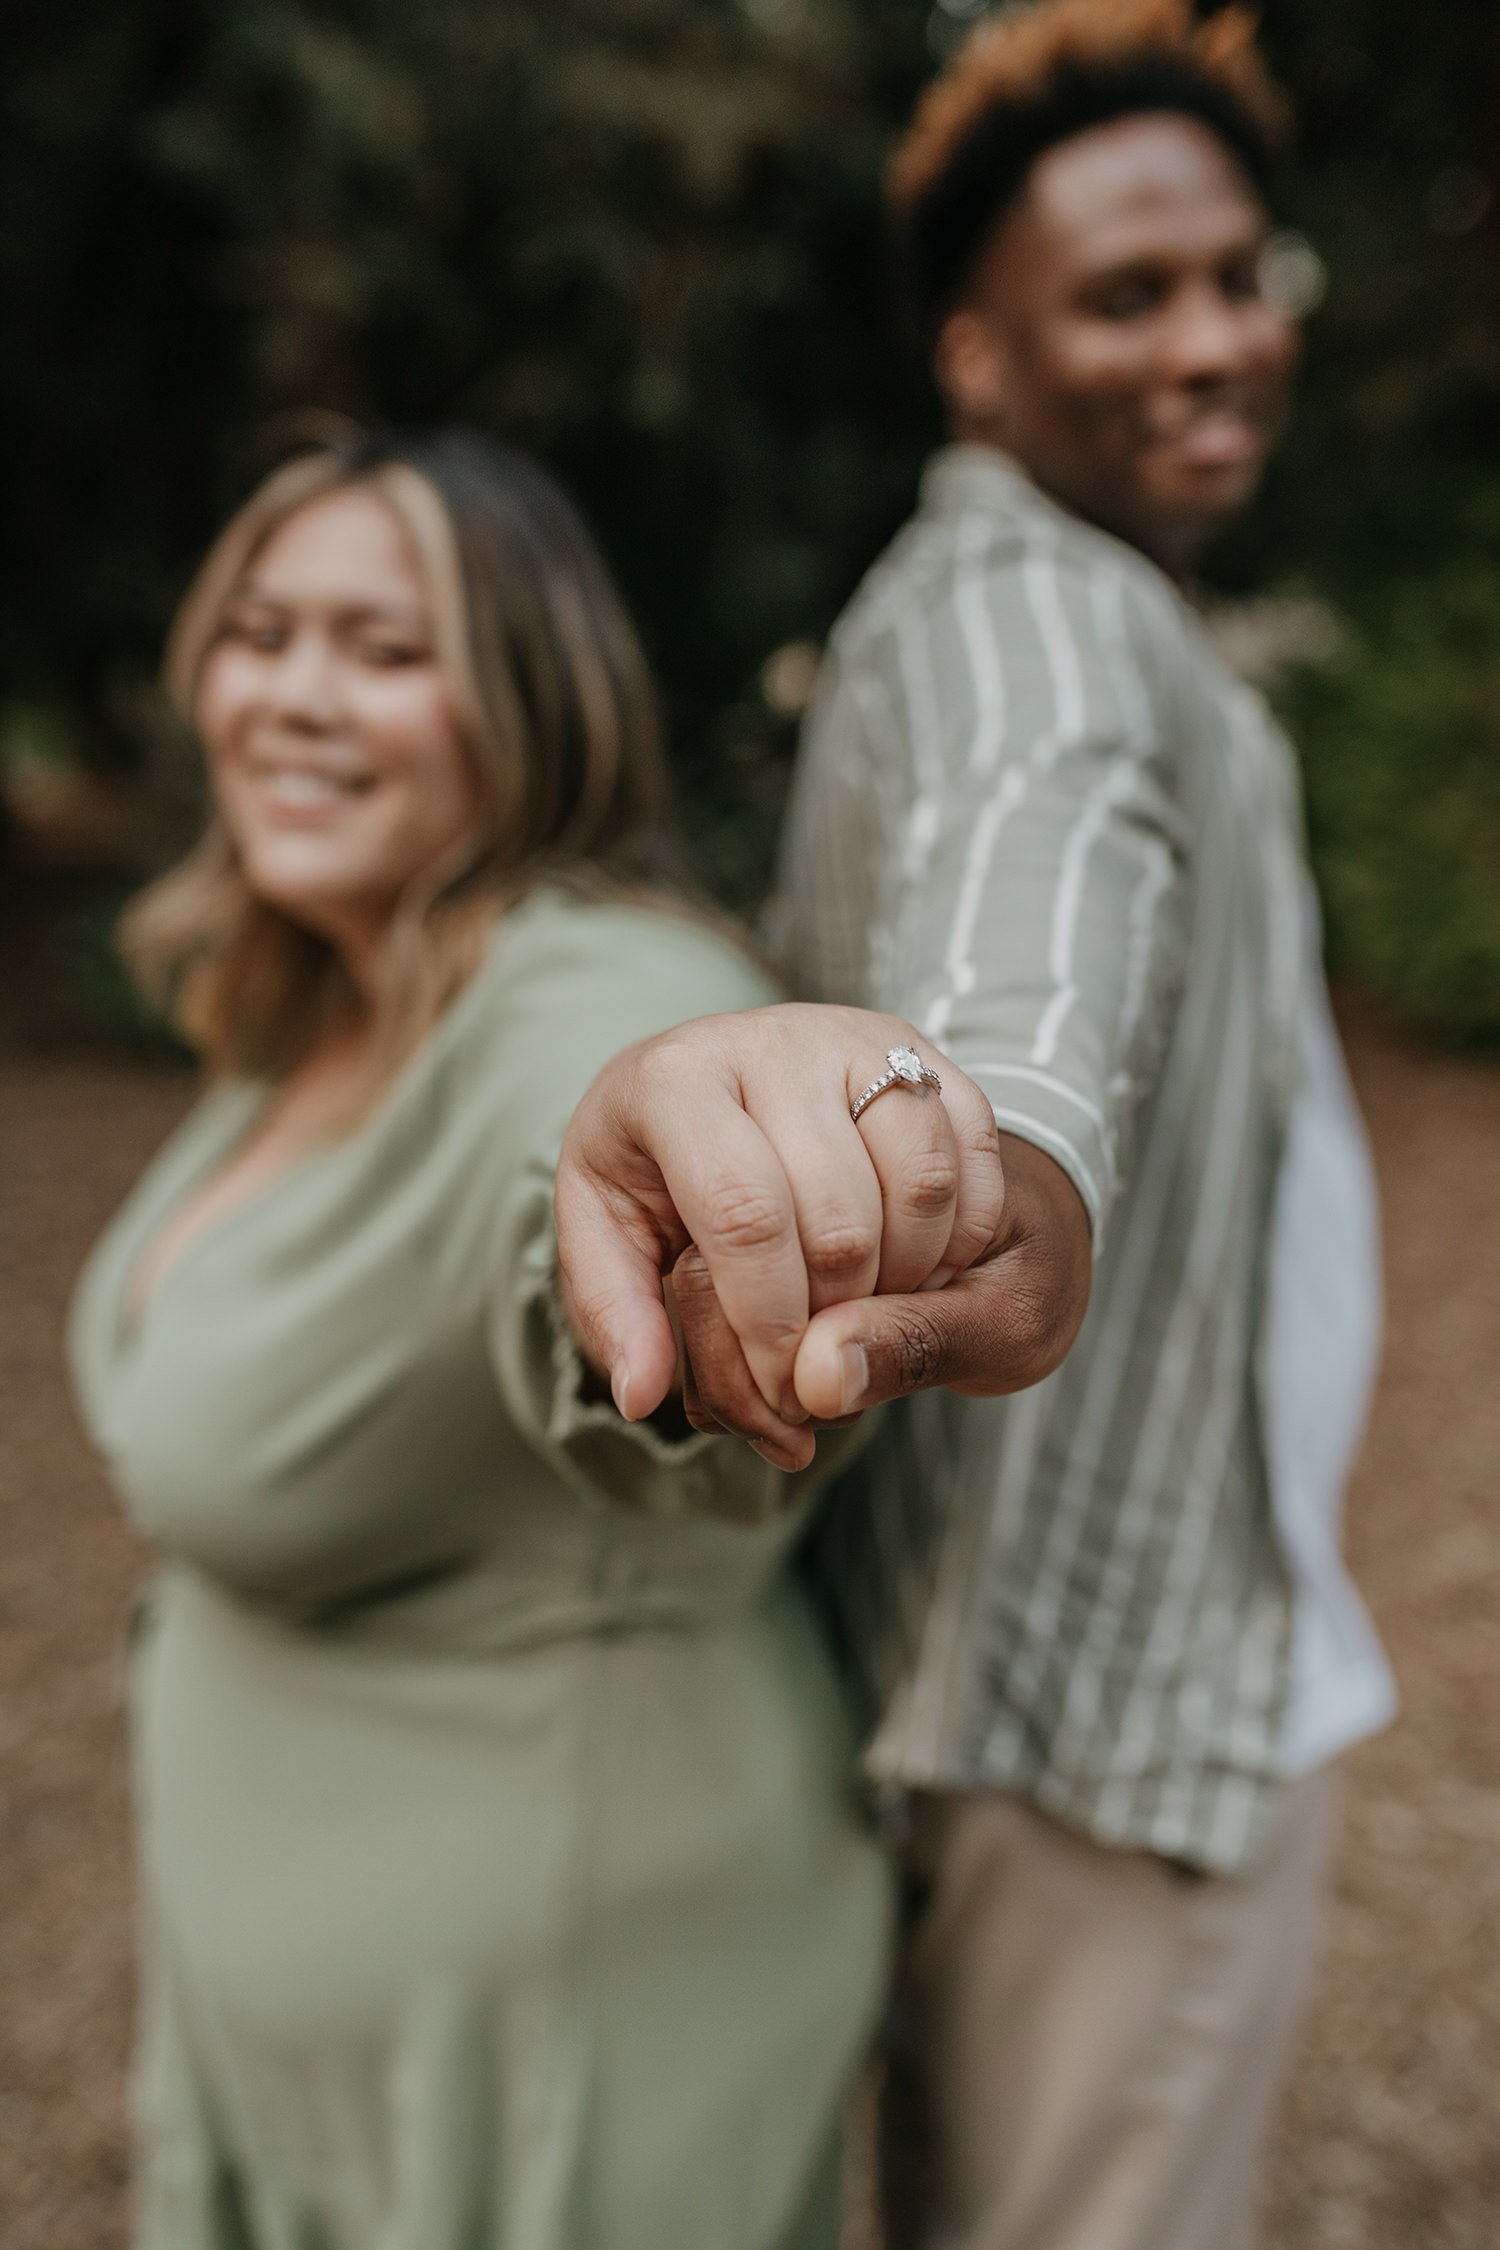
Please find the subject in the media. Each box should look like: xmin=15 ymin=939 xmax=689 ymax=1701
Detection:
xmin=611 ymin=1362 xmax=631 ymax=1419
xmin=838 ymin=1341 xmax=869 ymax=1416
xmin=920 ymin=1265 xmax=957 ymax=1294
xmin=751 ymin=1437 xmax=799 ymax=1473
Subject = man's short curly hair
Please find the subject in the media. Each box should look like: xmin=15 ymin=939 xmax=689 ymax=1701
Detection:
xmin=890 ymin=0 xmax=1288 ymax=327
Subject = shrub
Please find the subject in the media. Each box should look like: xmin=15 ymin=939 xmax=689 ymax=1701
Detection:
xmin=1286 ymin=550 xmax=1500 ymax=1045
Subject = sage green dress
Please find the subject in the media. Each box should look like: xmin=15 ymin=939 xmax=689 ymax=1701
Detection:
xmin=70 ymin=892 xmax=893 ymax=2250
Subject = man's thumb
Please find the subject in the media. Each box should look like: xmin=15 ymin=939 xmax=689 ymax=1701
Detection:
xmin=792 ymin=1293 xmax=956 ymax=1418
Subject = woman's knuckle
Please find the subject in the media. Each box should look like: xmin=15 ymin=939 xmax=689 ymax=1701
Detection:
xmin=896 ymin=1145 xmax=960 ymax=1220
xmin=703 ymin=1187 xmax=787 ymax=1256
xmin=958 ymin=1098 xmax=1003 ymax=1155
xmin=803 ymin=1218 xmax=879 ymax=1288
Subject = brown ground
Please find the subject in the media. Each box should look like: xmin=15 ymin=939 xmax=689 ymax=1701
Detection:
xmin=2 ymin=1007 xmax=1497 ymax=2249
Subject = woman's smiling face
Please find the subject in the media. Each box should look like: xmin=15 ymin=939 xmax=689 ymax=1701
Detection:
xmin=195 ymin=483 xmax=481 ymax=965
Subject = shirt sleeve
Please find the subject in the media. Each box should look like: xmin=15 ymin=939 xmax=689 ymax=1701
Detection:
xmin=480 ymin=901 xmax=869 ymax=1523
xmin=860 ymin=536 xmax=1194 ymax=1248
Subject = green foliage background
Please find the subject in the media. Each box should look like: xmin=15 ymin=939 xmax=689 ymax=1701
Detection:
xmin=4 ymin=0 xmax=1498 ymax=1032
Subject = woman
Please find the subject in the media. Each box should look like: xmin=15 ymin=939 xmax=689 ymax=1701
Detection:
xmin=69 ymin=431 xmax=893 ymax=2250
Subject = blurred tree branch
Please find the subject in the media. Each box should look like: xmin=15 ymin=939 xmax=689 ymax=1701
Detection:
xmin=2 ymin=0 xmax=1497 ymax=1013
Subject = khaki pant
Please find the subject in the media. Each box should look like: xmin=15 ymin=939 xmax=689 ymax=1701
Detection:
xmin=877 ymin=1774 xmax=1335 ymax=2250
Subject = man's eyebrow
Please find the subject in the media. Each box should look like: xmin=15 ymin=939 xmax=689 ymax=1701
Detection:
xmin=1081 ymin=251 xmax=1166 ymax=271
xmin=1075 ymin=229 xmax=1266 ymax=279
xmin=1072 ymin=250 xmax=1172 ymax=283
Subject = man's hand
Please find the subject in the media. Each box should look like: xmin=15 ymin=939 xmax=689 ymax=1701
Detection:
xmin=672 ymin=1133 xmax=1093 ymax=1464
xmin=554 ymin=1004 xmax=1007 ymax=1456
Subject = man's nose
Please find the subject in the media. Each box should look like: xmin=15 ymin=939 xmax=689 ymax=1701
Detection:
xmin=1158 ymin=281 xmax=1261 ymax=387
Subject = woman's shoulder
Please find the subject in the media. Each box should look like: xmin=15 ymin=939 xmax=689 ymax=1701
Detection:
xmin=438 ymin=885 xmax=780 ymax=1132
xmin=486 ymin=885 xmax=781 ymax=1024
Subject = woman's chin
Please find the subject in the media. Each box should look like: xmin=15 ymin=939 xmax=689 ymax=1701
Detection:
xmin=239 ymin=855 xmax=387 ymax=945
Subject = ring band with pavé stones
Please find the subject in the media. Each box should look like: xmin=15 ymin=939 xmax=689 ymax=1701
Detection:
xmin=850 ymin=1044 xmax=943 ymax=1123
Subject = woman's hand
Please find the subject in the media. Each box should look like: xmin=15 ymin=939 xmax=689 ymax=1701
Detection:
xmin=554 ymin=1004 xmax=1007 ymax=1460
xmin=671 ymin=1131 xmax=1094 ymax=1469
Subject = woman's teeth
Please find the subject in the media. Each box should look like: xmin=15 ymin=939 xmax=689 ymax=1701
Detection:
xmin=261 ymin=770 xmax=367 ymax=806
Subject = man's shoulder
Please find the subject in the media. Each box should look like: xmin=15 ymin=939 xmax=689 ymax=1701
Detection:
xmin=829 ymin=456 xmax=1194 ymax=684
xmin=827 ymin=508 xmax=964 ymax=665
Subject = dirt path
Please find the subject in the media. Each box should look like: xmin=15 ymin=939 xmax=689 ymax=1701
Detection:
xmin=1 ymin=1049 xmax=187 ymax=2250
xmin=2 ymin=1015 xmax=1497 ymax=2249
xmin=1260 ymin=1018 xmax=1500 ymax=2249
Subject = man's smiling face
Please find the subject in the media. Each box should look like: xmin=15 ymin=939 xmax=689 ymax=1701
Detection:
xmin=937 ymin=110 xmax=1298 ymax=574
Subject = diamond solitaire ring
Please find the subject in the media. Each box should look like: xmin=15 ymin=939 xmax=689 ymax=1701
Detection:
xmin=851 ymin=1044 xmax=943 ymax=1123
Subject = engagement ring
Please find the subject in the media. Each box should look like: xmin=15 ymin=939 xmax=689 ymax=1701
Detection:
xmin=851 ymin=1044 xmax=942 ymax=1123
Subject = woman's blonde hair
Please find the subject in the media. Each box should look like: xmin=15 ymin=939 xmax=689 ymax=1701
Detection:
xmin=125 ymin=430 xmax=677 ymax=1089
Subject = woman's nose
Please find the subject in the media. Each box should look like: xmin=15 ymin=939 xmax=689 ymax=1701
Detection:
xmin=266 ymin=633 xmax=340 ymax=730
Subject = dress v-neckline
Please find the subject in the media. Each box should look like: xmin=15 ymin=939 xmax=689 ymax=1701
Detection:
xmin=114 ymin=914 xmax=519 ymax=1353
xmin=117 ymin=1084 xmax=286 ymax=1349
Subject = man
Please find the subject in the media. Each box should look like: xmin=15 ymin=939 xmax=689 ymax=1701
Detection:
xmin=557 ymin=3 xmax=1395 ymax=2243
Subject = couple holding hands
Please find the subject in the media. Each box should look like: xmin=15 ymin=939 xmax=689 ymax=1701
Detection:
xmin=72 ymin=3 xmax=1394 ymax=2246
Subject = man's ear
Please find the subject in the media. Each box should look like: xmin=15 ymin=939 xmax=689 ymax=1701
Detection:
xmin=933 ymin=305 xmax=1012 ymax=441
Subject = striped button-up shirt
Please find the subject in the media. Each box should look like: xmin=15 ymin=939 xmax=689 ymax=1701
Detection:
xmin=773 ymin=444 xmax=1315 ymax=1875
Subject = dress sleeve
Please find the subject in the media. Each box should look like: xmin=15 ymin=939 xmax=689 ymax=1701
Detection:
xmin=480 ymin=900 xmax=867 ymax=1525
